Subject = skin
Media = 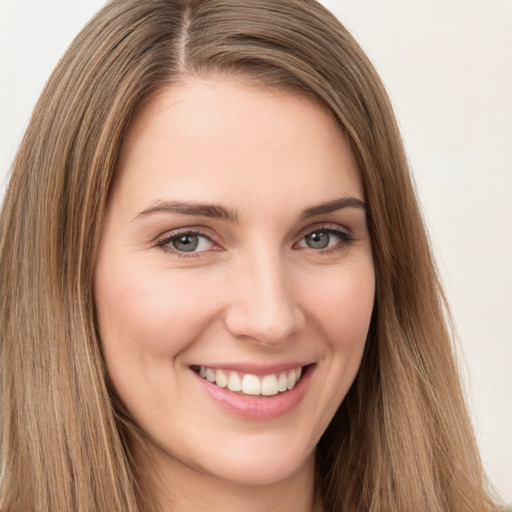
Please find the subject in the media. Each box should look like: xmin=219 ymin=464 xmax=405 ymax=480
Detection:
xmin=95 ymin=77 xmax=375 ymax=512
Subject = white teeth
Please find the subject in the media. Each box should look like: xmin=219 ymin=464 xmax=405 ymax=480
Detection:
xmin=261 ymin=374 xmax=279 ymax=396
xmin=242 ymin=374 xmax=261 ymax=395
xmin=215 ymin=369 xmax=228 ymax=388
xmin=197 ymin=366 xmax=305 ymax=396
xmin=227 ymin=372 xmax=242 ymax=392
xmin=287 ymin=370 xmax=297 ymax=390
xmin=277 ymin=372 xmax=288 ymax=392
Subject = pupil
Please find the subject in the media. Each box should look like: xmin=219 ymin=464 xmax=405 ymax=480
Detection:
xmin=307 ymin=231 xmax=329 ymax=249
xmin=173 ymin=234 xmax=199 ymax=252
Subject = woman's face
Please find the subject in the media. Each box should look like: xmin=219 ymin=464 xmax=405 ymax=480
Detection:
xmin=95 ymin=78 xmax=375 ymax=487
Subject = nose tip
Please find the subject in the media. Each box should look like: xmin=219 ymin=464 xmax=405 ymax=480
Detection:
xmin=226 ymin=305 xmax=305 ymax=347
xmin=223 ymin=267 xmax=305 ymax=347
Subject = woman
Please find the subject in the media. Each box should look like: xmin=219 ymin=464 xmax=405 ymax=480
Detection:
xmin=0 ymin=0 xmax=501 ymax=510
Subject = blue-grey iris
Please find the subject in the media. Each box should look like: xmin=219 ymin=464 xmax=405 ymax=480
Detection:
xmin=173 ymin=234 xmax=199 ymax=252
xmin=305 ymin=231 xmax=329 ymax=249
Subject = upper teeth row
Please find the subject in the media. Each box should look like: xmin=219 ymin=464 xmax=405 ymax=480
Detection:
xmin=198 ymin=366 xmax=302 ymax=396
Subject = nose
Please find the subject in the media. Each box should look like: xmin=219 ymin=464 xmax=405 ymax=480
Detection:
xmin=223 ymin=253 xmax=306 ymax=347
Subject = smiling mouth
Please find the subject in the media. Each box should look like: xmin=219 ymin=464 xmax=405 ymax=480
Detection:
xmin=191 ymin=365 xmax=309 ymax=396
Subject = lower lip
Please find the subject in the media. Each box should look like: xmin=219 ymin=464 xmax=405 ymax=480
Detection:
xmin=193 ymin=366 xmax=314 ymax=421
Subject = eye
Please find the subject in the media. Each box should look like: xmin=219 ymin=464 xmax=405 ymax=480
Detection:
xmin=296 ymin=227 xmax=353 ymax=251
xmin=157 ymin=231 xmax=215 ymax=254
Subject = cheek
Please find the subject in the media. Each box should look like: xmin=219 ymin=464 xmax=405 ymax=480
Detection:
xmin=95 ymin=262 xmax=216 ymax=363
xmin=94 ymin=263 xmax=220 ymax=422
xmin=305 ymin=263 xmax=375 ymax=350
xmin=296 ymin=263 xmax=374 ymax=438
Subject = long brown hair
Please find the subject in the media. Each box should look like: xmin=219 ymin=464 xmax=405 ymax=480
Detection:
xmin=0 ymin=0 xmax=500 ymax=510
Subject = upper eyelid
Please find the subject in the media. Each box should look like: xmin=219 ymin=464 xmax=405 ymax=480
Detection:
xmin=295 ymin=222 xmax=353 ymax=239
xmin=155 ymin=226 xmax=216 ymax=244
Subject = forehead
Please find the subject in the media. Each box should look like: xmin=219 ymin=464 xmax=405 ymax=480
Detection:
xmin=112 ymin=77 xmax=363 ymax=219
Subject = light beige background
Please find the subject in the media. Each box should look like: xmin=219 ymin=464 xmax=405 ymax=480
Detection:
xmin=1 ymin=0 xmax=510 ymax=502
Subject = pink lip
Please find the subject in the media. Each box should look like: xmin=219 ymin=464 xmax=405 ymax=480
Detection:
xmin=192 ymin=364 xmax=315 ymax=420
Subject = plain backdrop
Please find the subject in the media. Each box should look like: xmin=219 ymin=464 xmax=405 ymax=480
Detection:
xmin=1 ymin=0 xmax=511 ymax=503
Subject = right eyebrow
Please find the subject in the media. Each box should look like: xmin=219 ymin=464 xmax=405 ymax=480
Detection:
xmin=132 ymin=200 xmax=239 ymax=223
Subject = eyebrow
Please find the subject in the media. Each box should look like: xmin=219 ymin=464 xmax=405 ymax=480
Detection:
xmin=133 ymin=200 xmax=238 ymax=222
xmin=299 ymin=196 xmax=366 ymax=220
xmin=133 ymin=196 xmax=366 ymax=223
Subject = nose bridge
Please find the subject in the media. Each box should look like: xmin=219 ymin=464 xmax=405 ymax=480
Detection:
xmin=224 ymin=245 xmax=304 ymax=345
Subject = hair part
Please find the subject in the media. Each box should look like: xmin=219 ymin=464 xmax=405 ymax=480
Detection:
xmin=0 ymin=0 xmax=500 ymax=510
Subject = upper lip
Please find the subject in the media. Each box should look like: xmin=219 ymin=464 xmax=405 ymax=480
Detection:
xmin=190 ymin=362 xmax=314 ymax=376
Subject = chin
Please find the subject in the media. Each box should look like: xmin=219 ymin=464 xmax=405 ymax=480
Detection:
xmin=198 ymin=447 xmax=315 ymax=487
xmin=141 ymin=426 xmax=318 ymax=490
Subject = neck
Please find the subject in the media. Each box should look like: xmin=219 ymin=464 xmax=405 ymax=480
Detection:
xmin=136 ymin=441 xmax=322 ymax=512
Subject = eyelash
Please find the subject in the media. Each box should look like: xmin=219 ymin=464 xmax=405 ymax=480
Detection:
xmin=155 ymin=225 xmax=355 ymax=257
xmin=155 ymin=228 xmax=215 ymax=258
xmin=294 ymin=225 xmax=355 ymax=254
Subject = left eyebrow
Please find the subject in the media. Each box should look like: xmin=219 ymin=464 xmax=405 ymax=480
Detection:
xmin=300 ymin=196 xmax=366 ymax=220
